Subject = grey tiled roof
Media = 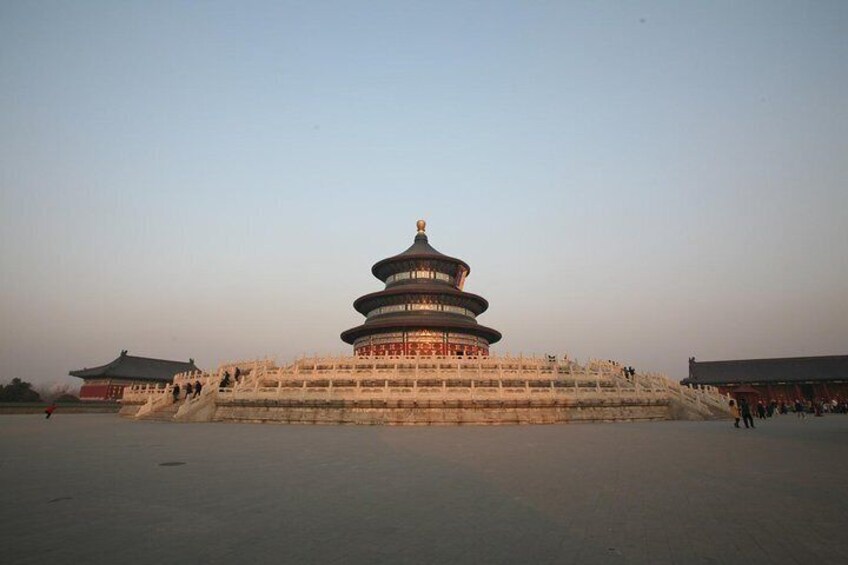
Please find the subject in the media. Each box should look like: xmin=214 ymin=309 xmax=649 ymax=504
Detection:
xmin=69 ymin=351 xmax=199 ymax=382
xmin=371 ymin=232 xmax=471 ymax=279
xmin=683 ymin=355 xmax=848 ymax=385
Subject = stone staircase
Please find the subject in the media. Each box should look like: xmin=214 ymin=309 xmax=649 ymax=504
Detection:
xmin=137 ymin=402 xmax=179 ymax=422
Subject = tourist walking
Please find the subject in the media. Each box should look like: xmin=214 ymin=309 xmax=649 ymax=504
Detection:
xmin=756 ymin=401 xmax=766 ymax=419
xmin=185 ymin=382 xmax=193 ymax=399
xmin=44 ymin=403 xmax=56 ymax=419
xmin=172 ymin=384 xmax=180 ymax=403
xmin=193 ymin=380 xmax=202 ymax=398
xmin=740 ymin=398 xmax=755 ymax=429
xmin=220 ymin=371 xmax=230 ymax=388
xmin=234 ymin=367 xmax=241 ymax=383
xmin=729 ymin=400 xmax=740 ymax=428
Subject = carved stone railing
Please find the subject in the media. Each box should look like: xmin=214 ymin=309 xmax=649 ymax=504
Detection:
xmin=122 ymin=383 xmax=169 ymax=403
xmin=216 ymin=382 xmax=668 ymax=404
xmin=124 ymin=354 xmax=733 ymax=419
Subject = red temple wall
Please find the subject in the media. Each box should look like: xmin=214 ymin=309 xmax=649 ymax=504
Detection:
xmin=717 ymin=383 xmax=848 ymax=403
xmin=80 ymin=379 xmax=172 ymax=401
xmin=355 ymin=342 xmax=489 ymax=357
xmin=80 ymin=383 xmax=127 ymax=401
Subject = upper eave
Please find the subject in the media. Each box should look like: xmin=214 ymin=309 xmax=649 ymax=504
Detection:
xmin=370 ymin=232 xmax=470 ymax=281
xmin=371 ymin=253 xmax=470 ymax=281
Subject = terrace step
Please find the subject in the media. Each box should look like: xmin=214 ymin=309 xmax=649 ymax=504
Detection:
xmin=137 ymin=403 xmax=180 ymax=421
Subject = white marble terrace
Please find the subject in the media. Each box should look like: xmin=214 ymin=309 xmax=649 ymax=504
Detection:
xmin=123 ymin=354 xmax=732 ymax=422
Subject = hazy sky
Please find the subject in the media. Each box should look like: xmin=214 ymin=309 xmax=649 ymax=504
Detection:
xmin=1 ymin=1 xmax=846 ymax=386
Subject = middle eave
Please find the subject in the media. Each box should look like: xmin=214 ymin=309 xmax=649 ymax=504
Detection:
xmin=352 ymin=284 xmax=489 ymax=316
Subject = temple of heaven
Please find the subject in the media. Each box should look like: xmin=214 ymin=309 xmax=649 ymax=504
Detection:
xmin=118 ymin=219 xmax=734 ymax=424
xmin=340 ymin=220 xmax=502 ymax=357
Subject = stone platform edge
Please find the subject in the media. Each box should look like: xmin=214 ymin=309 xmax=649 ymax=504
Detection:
xmin=0 ymin=402 xmax=121 ymax=414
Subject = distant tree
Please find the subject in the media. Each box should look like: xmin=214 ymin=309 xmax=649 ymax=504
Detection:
xmin=0 ymin=378 xmax=42 ymax=402
xmin=35 ymin=382 xmax=81 ymax=402
xmin=55 ymin=393 xmax=80 ymax=403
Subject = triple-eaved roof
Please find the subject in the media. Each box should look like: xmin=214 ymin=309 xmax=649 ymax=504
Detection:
xmin=684 ymin=355 xmax=848 ymax=385
xmin=69 ymin=350 xmax=199 ymax=382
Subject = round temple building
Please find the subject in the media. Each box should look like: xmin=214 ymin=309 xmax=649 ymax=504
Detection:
xmin=341 ymin=220 xmax=501 ymax=357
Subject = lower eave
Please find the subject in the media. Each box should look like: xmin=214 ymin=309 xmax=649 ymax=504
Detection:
xmin=341 ymin=318 xmax=502 ymax=345
xmin=73 ymin=375 xmax=177 ymax=383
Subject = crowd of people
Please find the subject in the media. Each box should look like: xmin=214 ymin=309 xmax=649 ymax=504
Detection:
xmin=729 ymin=397 xmax=847 ymax=428
xmin=171 ymin=380 xmax=202 ymax=403
xmin=170 ymin=367 xmax=242 ymax=403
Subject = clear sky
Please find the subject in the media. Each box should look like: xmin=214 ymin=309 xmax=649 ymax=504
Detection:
xmin=1 ymin=1 xmax=846 ymax=386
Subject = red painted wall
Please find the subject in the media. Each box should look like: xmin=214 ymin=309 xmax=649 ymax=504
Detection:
xmin=718 ymin=383 xmax=848 ymax=403
xmin=79 ymin=383 xmax=127 ymax=401
xmin=355 ymin=342 xmax=489 ymax=357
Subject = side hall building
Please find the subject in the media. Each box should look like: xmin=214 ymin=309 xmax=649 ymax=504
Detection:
xmin=70 ymin=350 xmax=200 ymax=401
xmin=682 ymin=355 xmax=848 ymax=404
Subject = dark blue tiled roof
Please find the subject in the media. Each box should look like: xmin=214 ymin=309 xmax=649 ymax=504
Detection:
xmin=683 ymin=355 xmax=848 ymax=385
xmin=70 ymin=351 xmax=199 ymax=382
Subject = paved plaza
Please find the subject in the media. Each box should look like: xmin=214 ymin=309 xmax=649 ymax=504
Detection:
xmin=1 ymin=414 xmax=846 ymax=564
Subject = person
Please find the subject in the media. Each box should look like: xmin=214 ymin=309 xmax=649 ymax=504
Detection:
xmin=234 ymin=367 xmax=241 ymax=383
xmin=740 ymin=398 xmax=755 ymax=429
xmin=193 ymin=380 xmax=202 ymax=398
xmin=220 ymin=371 xmax=230 ymax=388
xmin=794 ymin=399 xmax=805 ymax=419
xmin=729 ymin=399 xmax=740 ymax=428
xmin=756 ymin=401 xmax=766 ymax=420
xmin=185 ymin=382 xmax=193 ymax=399
xmin=44 ymin=403 xmax=56 ymax=419
xmin=172 ymin=384 xmax=180 ymax=403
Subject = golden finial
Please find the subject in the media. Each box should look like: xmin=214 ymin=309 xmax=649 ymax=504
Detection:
xmin=416 ymin=219 xmax=426 ymax=233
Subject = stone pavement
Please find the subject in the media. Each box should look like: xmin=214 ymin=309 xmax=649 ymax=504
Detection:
xmin=1 ymin=414 xmax=846 ymax=564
